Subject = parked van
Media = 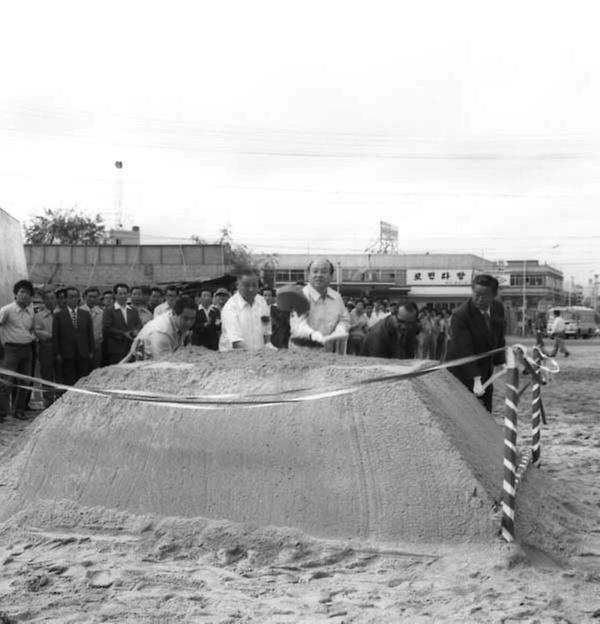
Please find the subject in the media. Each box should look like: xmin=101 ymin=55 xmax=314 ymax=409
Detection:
xmin=546 ymin=306 xmax=597 ymax=338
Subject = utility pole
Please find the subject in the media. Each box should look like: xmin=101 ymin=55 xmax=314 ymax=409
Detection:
xmin=114 ymin=160 xmax=123 ymax=229
xmin=522 ymin=260 xmax=527 ymax=336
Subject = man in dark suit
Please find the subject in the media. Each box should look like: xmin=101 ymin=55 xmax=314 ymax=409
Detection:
xmin=191 ymin=289 xmax=212 ymax=349
xmin=361 ymin=302 xmax=419 ymax=359
xmin=102 ymin=283 xmax=142 ymax=365
xmin=191 ymin=288 xmax=229 ymax=351
xmin=445 ymin=274 xmax=506 ymax=412
xmin=52 ymin=287 xmax=95 ymax=385
xmin=263 ymin=288 xmax=291 ymax=349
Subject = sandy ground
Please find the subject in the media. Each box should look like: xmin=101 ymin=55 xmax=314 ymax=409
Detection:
xmin=0 ymin=338 xmax=598 ymax=623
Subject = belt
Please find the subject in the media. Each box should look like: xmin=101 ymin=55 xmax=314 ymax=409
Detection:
xmin=4 ymin=342 xmax=33 ymax=347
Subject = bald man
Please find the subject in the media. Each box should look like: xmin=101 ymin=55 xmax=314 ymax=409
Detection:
xmin=289 ymin=258 xmax=350 ymax=354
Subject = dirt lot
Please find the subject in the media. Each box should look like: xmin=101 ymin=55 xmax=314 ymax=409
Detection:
xmin=0 ymin=338 xmax=598 ymax=623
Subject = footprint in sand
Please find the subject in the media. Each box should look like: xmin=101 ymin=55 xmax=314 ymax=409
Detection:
xmin=86 ymin=569 xmax=117 ymax=588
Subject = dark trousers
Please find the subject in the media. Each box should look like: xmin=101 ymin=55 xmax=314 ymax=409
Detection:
xmin=436 ymin=333 xmax=447 ymax=360
xmin=108 ymin=350 xmax=128 ymax=365
xmin=90 ymin=344 xmax=102 ymax=370
xmin=61 ymin=355 xmax=91 ymax=386
xmin=38 ymin=341 xmax=56 ymax=407
xmin=347 ymin=335 xmax=365 ymax=356
xmin=550 ymin=332 xmax=569 ymax=357
xmin=23 ymin=342 xmax=37 ymax=408
xmin=0 ymin=343 xmax=33 ymax=415
xmin=101 ymin=340 xmax=110 ymax=367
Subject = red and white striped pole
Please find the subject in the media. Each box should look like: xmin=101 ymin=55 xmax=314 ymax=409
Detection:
xmin=501 ymin=347 xmax=519 ymax=542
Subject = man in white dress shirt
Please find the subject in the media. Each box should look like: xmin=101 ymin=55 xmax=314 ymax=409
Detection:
xmin=153 ymin=285 xmax=179 ymax=318
xmin=130 ymin=295 xmax=197 ymax=361
xmin=548 ymin=309 xmax=570 ymax=358
xmin=219 ymin=270 xmax=273 ymax=351
xmin=80 ymin=287 xmax=104 ymax=370
xmin=367 ymin=299 xmax=389 ymax=328
xmin=289 ymin=258 xmax=350 ymax=354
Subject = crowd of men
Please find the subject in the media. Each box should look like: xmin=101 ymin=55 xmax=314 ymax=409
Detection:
xmin=0 ymin=281 xmax=229 ymax=419
xmin=0 ymin=258 xmax=571 ymax=420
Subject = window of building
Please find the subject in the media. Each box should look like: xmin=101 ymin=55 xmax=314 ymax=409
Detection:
xmin=510 ymin=275 xmax=546 ymax=286
xmin=364 ymin=270 xmax=377 ymax=281
xmin=290 ymin=270 xmax=306 ymax=282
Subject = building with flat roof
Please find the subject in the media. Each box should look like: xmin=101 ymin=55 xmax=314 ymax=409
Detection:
xmin=107 ymin=226 xmax=141 ymax=246
xmin=500 ymin=260 xmax=565 ymax=311
xmin=24 ymin=244 xmax=227 ymax=292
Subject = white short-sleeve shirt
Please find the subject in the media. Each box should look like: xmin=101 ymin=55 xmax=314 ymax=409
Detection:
xmin=219 ymin=292 xmax=271 ymax=351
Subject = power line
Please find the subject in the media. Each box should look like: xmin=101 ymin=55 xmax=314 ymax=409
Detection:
xmin=4 ymin=169 xmax=600 ymax=203
xmin=5 ymin=102 xmax=600 ymax=145
xmin=4 ymin=124 xmax=593 ymax=160
xmin=3 ymin=103 xmax=600 ymax=160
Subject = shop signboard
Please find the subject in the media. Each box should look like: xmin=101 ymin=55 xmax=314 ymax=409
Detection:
xmin=406 ymin=268 xmax=473 ymax=286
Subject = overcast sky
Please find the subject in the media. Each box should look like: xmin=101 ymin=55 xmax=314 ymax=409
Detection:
xmin=1 ymin=0 xmax=599 ymax=285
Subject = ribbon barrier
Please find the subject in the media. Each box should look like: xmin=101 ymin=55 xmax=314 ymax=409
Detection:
xmin=0 ymin=348 xmax=508 ymax=409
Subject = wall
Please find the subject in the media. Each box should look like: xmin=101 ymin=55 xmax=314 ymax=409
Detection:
xmin=0 ymin=208 xmax=28 ymax=307
xmin=24 ymin=244 xmax=227 ymax=291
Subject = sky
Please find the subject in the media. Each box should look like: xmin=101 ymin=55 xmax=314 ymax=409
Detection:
xmin=1 ymin=0 xmax=599 ymax=286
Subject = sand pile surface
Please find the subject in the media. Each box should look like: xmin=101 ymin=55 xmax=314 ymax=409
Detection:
xmin=2 ymin=341 xmax=599 ymax=622
xmin=0 ymin=349 xmax=512 ymax=543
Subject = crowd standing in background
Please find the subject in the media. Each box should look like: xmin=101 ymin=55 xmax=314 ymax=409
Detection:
xmin=0 ymin=264 xmax=522 ymax=419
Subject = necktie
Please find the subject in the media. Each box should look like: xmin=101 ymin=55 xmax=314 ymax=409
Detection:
xmin=71 ymin=308 xmax=78 ymax=329
xmin=484 ymin=311 xmax=491 ymax=331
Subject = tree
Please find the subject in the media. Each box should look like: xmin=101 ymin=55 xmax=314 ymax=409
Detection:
xmin=199 ymin=223 xmax=279 ymax=279
xmin=190 ymin=224 xmax=280 ymax=281
xmin=216 ymin=224 xmax=255 ymax=273
xmin=24 ymin=207 xmax=108 ymax=245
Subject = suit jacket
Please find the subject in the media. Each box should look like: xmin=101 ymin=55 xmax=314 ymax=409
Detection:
xmin=191 ymin=306 xmax=221 ymax=350
xmin=361 ymin=315 xmax=417 ymax=359
xmin=445 ymin=298 xmax=506 ymax=382
xmin=270 ymin=304 xmax=290 ymax=349
xmin=53 ymin=307 xmax=95 ymax=360
xmin=103 ymin=305 xmax=142 ymax=355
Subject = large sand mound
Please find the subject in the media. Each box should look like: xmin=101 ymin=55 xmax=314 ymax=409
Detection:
xmin=0 ymin=350 xmax=509 ymax=543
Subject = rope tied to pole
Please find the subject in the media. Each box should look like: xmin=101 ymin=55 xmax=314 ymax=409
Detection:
xmin=501 ymin=344 xmax=559 ymax=542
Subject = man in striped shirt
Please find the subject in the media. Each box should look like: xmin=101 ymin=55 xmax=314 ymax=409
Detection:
xmin=0 ymin=280 xmax=36 ymax=420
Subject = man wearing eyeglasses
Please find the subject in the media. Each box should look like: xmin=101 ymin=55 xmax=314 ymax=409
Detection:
xmin=361 ymin=302 xmax=419 ymax=359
